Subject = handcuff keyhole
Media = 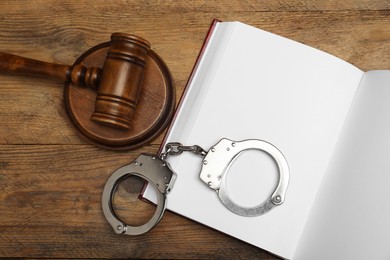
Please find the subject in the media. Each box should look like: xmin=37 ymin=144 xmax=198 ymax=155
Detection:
xmin=112 ymin=175 xmax=157 ymax=226
xmin=224 ymin=149 xmax=278 ymax=208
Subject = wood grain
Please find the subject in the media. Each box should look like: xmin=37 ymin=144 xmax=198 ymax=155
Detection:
xmin=0 ymin=0 xmax=389 ymax=259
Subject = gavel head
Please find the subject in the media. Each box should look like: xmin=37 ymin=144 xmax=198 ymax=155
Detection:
xmin=90 ymin=33 xmax=151 ymax=130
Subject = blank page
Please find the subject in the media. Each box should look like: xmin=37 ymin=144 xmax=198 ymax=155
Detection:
xmin=144 ymin=21 xmax=363 ymax=259
xmin=294 ymin=70 xmax=390 ymax=260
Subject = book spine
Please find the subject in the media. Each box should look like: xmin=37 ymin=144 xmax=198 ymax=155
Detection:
xmin=157 ymin=19 xmax=222 ymax=155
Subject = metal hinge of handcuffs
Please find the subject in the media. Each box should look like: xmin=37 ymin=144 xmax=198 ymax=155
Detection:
xmin=102 ymin=138 xmax=289 ymax=236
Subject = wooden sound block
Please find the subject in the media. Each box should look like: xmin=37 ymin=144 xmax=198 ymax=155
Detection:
xmin=64 ymin=42 xmax=175 ymax=150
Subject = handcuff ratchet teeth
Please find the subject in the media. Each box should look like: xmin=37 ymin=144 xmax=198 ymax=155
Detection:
xmin=102 ymin=138 xmax=289 ymax=235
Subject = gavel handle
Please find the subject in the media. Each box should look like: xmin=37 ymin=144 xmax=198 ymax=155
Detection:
xmin=0 ymin=51 xmax=101 ymax=89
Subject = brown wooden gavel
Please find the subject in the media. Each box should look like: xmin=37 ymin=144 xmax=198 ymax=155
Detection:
xmin=0 ymin=33 xmax=151 ymax=130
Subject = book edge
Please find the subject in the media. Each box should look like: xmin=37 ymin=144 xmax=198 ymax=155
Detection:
xmin=140 ymin=19 xmax=223 ymax=200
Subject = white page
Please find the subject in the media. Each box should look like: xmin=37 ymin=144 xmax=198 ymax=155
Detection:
xmin=294 ymin=70 xmax=390 ymax=260
xmin=145 ymin=21 xmax=363 ymax=259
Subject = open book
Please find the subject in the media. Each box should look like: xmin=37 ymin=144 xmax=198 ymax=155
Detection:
xmin=144 ymin=21 xmax=390 ymax=259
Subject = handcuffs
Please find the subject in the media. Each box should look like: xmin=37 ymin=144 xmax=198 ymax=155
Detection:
xmin=102 ymin=138 xmax=289 ymax=235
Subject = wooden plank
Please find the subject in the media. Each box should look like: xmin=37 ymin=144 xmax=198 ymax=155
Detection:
xmin=1 ymin=9 xmax=390 ymax=68
xmin=0 ymin=0 xmax=390 ymax=14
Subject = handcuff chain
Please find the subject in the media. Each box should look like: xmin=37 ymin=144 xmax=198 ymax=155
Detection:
xmin=160 ymin=142 xmax=207 ymax=160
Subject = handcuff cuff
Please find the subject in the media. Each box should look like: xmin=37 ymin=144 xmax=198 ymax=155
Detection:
xmin=102 ymin=138 xmax=290 ymax=235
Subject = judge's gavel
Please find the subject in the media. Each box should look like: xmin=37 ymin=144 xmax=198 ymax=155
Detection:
xmin=0 ymin=33 xmax=151 ymax=130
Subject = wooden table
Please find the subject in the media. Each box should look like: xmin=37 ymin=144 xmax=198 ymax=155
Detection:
xmin=1 ymin=1 xmax=389 ymax=259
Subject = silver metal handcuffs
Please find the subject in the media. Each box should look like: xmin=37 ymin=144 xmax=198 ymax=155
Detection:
xmin=101 ymin=154 xmax=176 ymax=235
xmin=102 ymin=138 xmax=290 ymax=235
